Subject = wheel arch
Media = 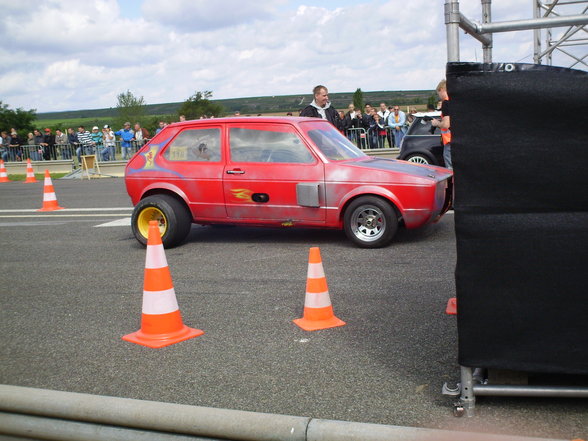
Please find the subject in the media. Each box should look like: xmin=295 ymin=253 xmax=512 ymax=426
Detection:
xmin=339 ymin=188 xmax=403 ymax=224
xmin=138 ymin=185 xmax=193 ymax=220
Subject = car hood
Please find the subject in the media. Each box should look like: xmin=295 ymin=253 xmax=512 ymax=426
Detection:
xmin=341 ymin=157 xmax=452 ymax=181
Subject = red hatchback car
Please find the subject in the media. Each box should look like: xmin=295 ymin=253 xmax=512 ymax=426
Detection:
xmin=125 ymin=117 xmax=452 ymax=248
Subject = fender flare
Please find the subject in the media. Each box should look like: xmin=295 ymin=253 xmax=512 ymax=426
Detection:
xmin=337 ymin=185 xmax=405 ymax=219
xmin=138 ymin=183 xmax=191 ymax=212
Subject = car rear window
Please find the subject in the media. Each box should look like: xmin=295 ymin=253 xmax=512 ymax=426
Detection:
xmin=163 ymin=128 xmax=221 ymax=162
xmin=229 ymin=127 xmax=314 ymax=163
xmin=408 ymin=118 xmax=441 ymax=136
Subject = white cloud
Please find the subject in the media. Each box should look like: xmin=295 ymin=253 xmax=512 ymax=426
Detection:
xmin=142 ymin=0 xmax=285 ymax=31
xmin=0 ymin=0 xmax=584 ymax=113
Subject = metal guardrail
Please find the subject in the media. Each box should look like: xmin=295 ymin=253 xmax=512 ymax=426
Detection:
xmin=0 ymin=141 xmax=149 ymax=166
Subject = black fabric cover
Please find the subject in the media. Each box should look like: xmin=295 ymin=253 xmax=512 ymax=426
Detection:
xmin=448 ymin=62 xmax=588 ymax=374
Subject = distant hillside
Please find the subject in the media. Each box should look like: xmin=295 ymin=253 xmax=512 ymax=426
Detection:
xmin=36 ymin=90 xmax=435 ymax=120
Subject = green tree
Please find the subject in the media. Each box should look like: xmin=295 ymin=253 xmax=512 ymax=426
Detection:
xmin=0 ymin=101 xmax=36 ymax=133
xmin=115 ymin=90 xmax=146 ymax=129
xmin=427 ymin=93 xmax=438 ymax=110
xmin=178 ymin=91 xmax=224 ymax=120
xmin=352 ymin=88 xmax=364 ymax=111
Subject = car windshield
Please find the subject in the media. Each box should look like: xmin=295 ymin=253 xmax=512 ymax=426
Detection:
xmin=301 ymin=121 xmax=366 ymax=161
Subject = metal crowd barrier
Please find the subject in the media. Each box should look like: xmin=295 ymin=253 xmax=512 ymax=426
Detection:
xmin=345 ymin=127 xmax=368 ymax=149
xmin=345 ymin=127 xmax=399 ymax=149
xmin=1 ymin=140 xmax=150 ymax=165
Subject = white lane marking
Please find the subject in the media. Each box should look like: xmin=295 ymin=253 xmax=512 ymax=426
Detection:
xmin=0 ymin=207 xmax=132 ymax=213
xmin=0 ymin=214 xmax=130 ymax=218
xmin=95 ymin=218 xmax=131 ymax=227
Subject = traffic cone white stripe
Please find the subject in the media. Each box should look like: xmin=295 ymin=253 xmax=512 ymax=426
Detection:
xmin=0 ymin=160 xmax=9 ymax=182
xmin=293 ymin=246 xmax=346 ymax=331
xmin=122 ymin=219 xmax=203 ymax=347
xmin=307 ymin=262 xmax=325 ymax=279
xmin=304 ymin=291 xmax=332 ymax=308
xmin=142 ymin=288 xmax=180 ymax=315
xmin=44 ymin=193 xmax=57 ymax=202
xmin=44 ymin=176 xmax=51 ymax=185
xmin=145 ymin=244 xmax=168 ymax=269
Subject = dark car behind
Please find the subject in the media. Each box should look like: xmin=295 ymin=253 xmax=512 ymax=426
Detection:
xmin=397 ymin=111 xmax=446 ymax=167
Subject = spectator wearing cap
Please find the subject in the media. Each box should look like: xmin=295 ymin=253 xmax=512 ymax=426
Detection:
xmin=90 ymin=126 xmax=103 ymax=155
xmin=114 ymin=122 xmax=135 ymax=160
xmin=9 ymin=128 xmax=23 ymax=161
xmin=41 ymin=128 xmax=55 ymax=160
xmin=101 ymin=125 xmax=116 ymax=161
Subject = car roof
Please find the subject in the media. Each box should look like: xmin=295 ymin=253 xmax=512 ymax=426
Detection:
xmin=168 ymin=116 xmax=320 ymax=126
xmin=413 ymin=111 xmax=441 ymax=118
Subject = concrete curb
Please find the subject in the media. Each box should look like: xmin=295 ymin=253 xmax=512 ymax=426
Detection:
xmin=0 ymin=385 xmax=565 ymax=441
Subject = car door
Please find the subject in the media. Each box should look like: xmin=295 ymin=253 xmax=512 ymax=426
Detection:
xmin=159 ymin=125 xmax=227 ymax=220
xmin=223 ymin=123 xmax=326 ymax=224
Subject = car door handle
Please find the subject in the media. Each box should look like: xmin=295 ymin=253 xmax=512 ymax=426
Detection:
xmin=226 ymin=169 xmax=245 ymax=175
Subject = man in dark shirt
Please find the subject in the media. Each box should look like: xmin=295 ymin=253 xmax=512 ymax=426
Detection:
xmin=300 ymin=85 xmax=342 ymax=130
xmin=41 ymin=128 xmax=56 ymax=160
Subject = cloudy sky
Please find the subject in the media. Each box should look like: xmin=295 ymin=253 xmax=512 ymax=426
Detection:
xmin=1 ymin=0 xmax=585 ymax=113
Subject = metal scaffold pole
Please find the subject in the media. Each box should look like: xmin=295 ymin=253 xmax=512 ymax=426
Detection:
xmin=445 ymin=0 xmax=461 ymax=62
xmin=446 ymin=0 xmax=588 ymax=68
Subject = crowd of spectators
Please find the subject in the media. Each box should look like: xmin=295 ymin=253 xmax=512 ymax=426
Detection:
xmin=1 ymin=103 xmax=426 ymax=165
xmin=336 ymin=102 xmax=419 ymax=149
xmin=0 ymin=121 xmax=161 ymax=165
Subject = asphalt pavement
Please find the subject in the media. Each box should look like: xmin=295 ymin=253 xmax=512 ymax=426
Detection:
xmin=0 ymin=178 xmax=586 ymax=439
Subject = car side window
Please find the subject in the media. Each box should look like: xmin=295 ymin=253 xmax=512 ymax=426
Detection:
xmin=229 ymin=127 xmax=314 ymax=164
xmin=163 ymin=128 xmax=221 ymax=162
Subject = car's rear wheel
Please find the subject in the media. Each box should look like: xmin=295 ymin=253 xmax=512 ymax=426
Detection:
xmin=131 ymin=194 xmax=192 ymax=248
xmin=343 ymin=196 xmax=398 ymax=248
xmin=404 ymin=153 xmax=432 ymax=165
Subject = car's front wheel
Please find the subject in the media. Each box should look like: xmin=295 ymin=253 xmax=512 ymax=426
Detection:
xmin=404 ymin=153 xmax=432 ymax=165
xmin=343 ymin=196 xmax=398 ymax=248
xmin=131 ymin=194 xmax=192 ymax=248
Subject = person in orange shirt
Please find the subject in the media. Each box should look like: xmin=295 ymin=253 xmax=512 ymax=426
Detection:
xmin=431 ymin=79 xmax=452 ymax=169
xmin=387 ymin=105 xmax=406 ymax=147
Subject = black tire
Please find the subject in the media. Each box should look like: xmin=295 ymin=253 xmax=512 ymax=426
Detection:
xmin=404 ymin=153 xmax=432 ymax=165
xmin=343 ymin=196 xmax=398 ymax=248
xmin=131 ymin=194 xmax=192 ymax=248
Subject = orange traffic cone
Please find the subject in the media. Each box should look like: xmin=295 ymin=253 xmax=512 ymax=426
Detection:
xmin=0 ymin=160 xmax=10 ymax=182
xmin=37 ymin=170 xmax=64 ymax=211
xmin=445 ymin=297 xmax=457 ymax=315
xmin=123 ymin=220 xmax=204 ymax=348
xmin=24 ymin=158 xmax=37 ymax=183
xmin=293 ymin=247 xmax=346 ymax=331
